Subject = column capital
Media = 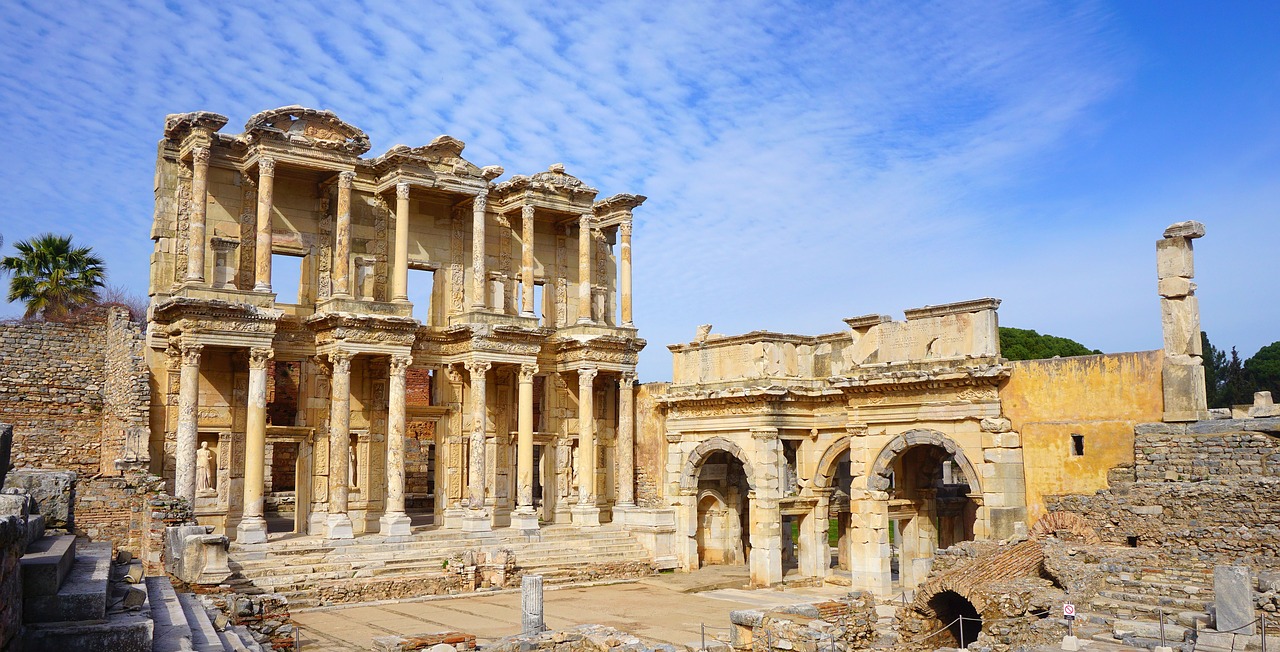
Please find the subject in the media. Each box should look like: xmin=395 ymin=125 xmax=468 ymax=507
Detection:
xmin=444 ymin=364 xmax=465 ymax=385
xmin=465 ymin=359 xmax=492 ymax=377
xmin=259 ymin=157 xmax=276 ymax=177
xmin=619 ymin=370 xmax=637 ymax=386
xmin=522 ymin=202 xmax=535 ymax=219
xmin=390 ymin=353 xmax=413 ymax=373
xmin=396 ymin=182 xmax=411 ymax=199
xmin=329 ymin=349 xmax=353 ymax=374
xmin=474 ymin=189 xmax=489 ymax=209
xmin=619 ymin=219 xmax=632 ymax=237
xmin=578 ymin=366 xmax=598 ymax=385
xmin=249 ymin=347 xmax=274 ymax=370
xmin=519 ymin=363 xmax=539 ymax=383
xmin=338 ymin=170 xmax=356 ymax=188
xmin=179 ymin=341 xmax=204 ymax=366
xmin=191 ymin=146 xmax=210 ymax=165
xmin=578 ymin=212 xmax=594 ymax=229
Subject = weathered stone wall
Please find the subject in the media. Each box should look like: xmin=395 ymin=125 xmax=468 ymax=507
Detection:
xmin=75 ymin=472 xmax=168 ymax=554
xmin=0 ymin=514 xmax=26 ymax=649
xmin=0 ymin=307 xmax=149 ymax=478
xmin=729 ymin=594 xmax=878 ymax=652
xmin=634 ymin=382 xmax=667 ymax=509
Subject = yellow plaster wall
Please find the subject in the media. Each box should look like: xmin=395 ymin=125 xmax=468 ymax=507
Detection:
xmin=1001 ymin=351 xmax=1164 ymax=523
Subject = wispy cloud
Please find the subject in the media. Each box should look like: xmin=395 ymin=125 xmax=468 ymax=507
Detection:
xmin=0 ymin=0 xmax=1273 ymax=378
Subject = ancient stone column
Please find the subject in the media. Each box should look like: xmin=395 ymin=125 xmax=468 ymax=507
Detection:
xmin=471 ymin=190 xmax=488 ymax=311
xmin=237 ymin=347 xmax=273 ymax=544
xmin=616 ymin=371 xmax=637 ymax=515
xmin=325 ymin=350 xmax=355 ymax=539
xmin=332 ymin=171 xmax=356 ymax=298
xmin=1158 ymin=220 xmax=1210 ymax=421
xmin=576 ymin=213 xmax=594 ymax=324
xmin=619 ymin=218 xmax=633 ymax=328
xmin=572 ymin=366 xmax=600 ymax=526
xmin=253 ymin=157 xmax=275 ymax=292
xmin=520 ymin=198 xmax=536 ymax=318
xmin=522 ymin=574 xmax=545 ymax=634
xmin=392 ymin=182 xmax=410 ymax=303
xmin=380 ymin=353 xmax=413 ymax=536
xmin=463 ymin=359 xmax=492 ymax=532
xmin=512 ymin=363 xmax=540 ymax=532
xmin=175 ymin=342 xmax=203 ymax=503
xmin=185 ymin=146 xmax=211 ymax=283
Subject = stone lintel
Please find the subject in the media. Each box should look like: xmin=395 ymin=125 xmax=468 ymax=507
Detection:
xmin=843 ymin=314 xmax=891 ymax=329
xmin=903 ymin=297 xmax=1001 ymax=321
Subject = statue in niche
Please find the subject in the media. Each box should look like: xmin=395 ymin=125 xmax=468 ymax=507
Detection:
xmin=570 ymin=445 xmax=580 ymax=494
xmin=195 ymin=441 xmax=216 ymax=493
xmin=349 ymin=442 xmax=358 ymax=488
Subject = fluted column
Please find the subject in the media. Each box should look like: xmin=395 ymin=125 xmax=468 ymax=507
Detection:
xmin=471 ymin=190 xmax=488 ymax=310
xmin=392 ymin=182 xmax=411 ymax=303
xmin=463 ymin=359 xmax=493 ymax=532
xmin=185 ymin=147 xmax=211 ymax=283
xmin=616 ymin=371 xmax=637 ymax=510
xmin=380 ymin=353 xmax=413 ymax=535
xmin=512 ymin=363 xmax=540 ymax=532
xmin=175 ymin=342 xmax=203 ymax=503
xmin=572 ymin=366 xmax=600 ymax=526
xmin=332 ymin=171 xmax=355 ymax=298
xmin=237 ymin=347 xmax=273 ymax=544
xmin=576 ymin=213 xmax=594 ymax=324
xmin=253 ymin=157 xmax=275 ymax=292
xmin=619 ymin=218 xmax=633 ymax=328
xmin=325 ymin=350 xmax=355 ymax=539
xmin=520 ymin=198 xmax=536 ymax=318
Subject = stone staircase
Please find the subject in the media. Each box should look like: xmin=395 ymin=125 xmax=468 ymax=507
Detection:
xmin=1078 ymin=559 xmax=1216 ymax=650
xmin=19 ymin=534 xmax=267 ymax=651
xmin=227 ymin=523 xmax=654 ymax=608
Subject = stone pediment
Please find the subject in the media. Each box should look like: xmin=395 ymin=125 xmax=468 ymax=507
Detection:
xmin=372 ymin=135 xmax=496 ymax=179
xmin=243 ymin=105 xmax=371 ymax=156
xmin=494 ymin=164 xmax=599 ymax=200
xmin=163 ymin=111 xmax=229 ymax=140
xmin=305 ymin=311 xmax=419 ymax=347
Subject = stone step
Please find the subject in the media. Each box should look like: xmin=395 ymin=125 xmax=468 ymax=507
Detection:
xmin=229 ymin=525 xmax=638 ymax=556
xmin=19 ymin=534 xmax=77 ymax=598
xmin=230 ymin=540 xmax=648 ymax=571
xmin=147 ymin=575 xmax=195 ymax=652
xmin=1095 ymin=589 xmax=1210 ymax=612
xmin=24 ymin=541 xmax=111 ymax=624
xmin=231 ymin=544 xmax=648 ymax=578
xmin=178 ymin=590 xmax=226 ymax=652
xmin=1104 ymin=575 xmax=1214 ymax=598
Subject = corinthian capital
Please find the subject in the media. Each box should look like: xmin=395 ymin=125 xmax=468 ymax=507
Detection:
xmin=180 ymin=342 xmax=204 ymax=366
xmin=390 ymin=353 xmax=413 ymax=374
xmin=619 ymin=371 xmax=637 ymax=387
xmin=465 ymin=360 xmax=492 ymax=378
xmin=258 ymin=157 xmax=275 ymax=177
xmin=249 ymin=347 xmax=274 ymax=369
xmin=578 ymin=213 xmax=594 ymax=230
xmin=191 ymin=146 xmax=210 ymax=166
xmin=578 ymin=366 xmax=598 ymax=386
xmin=474 ymin=190 xmax=488 ymax=210
xmin=329 ymin=349 xmax=353 ymax=374
xmin=338 ymin=170 xmax=356 ymax=188
xmin=396 ymin=182 xmax=411 ymax=199
xmin=619 ymin=220 xmax=632 ymax=237
xmin=519 ymin=363 xmax=539 ymax=383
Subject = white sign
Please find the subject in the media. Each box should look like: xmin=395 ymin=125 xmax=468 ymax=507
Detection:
xmin=1063 ymin=603 xmax=1076 ymax=617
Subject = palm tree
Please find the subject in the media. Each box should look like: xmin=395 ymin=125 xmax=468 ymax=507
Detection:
xmin=1 ymin=234 xmax=106 ymax=320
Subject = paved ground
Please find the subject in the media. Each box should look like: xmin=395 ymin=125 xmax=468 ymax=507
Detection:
xmin=292 ymin=572 xmax=850 ymax=651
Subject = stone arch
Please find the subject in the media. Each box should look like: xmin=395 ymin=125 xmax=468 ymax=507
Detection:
xmin=1028 ymin=511 xmax=1102 ymax=545
xmin=812 ymin=436 xmax=852 ymax=490
xmin=867 ymin=429 xmax=982 ymax=494
xmin=679 ymin=436 xmax=757 ymax=494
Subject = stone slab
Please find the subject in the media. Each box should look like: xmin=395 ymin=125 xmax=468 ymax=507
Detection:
xmin=176 ymin=589 xmax=224 ymax=651
xmin=24 ymin=541 xmax=111 ymax=623
xmin=19 ymin=534 xmax=76 ymax=597
xmin=146 ymin=576 xmax=194 ymax=652
xmin=21 ymin=609 xmax=153 ymax=652
xmin=1214 ymin=565 xmax=1255 ymax=636
xmin=2 ymin=469 xmax=76 ymax=529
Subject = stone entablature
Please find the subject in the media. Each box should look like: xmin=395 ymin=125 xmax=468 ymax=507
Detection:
xmin=145 ymin=106 xmax=646 ymax=541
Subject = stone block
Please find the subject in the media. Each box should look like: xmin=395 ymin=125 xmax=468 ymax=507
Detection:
xmin=24 ymin=542 xmax=111 ymax=623
xmin=19 ymin=534 xmax=76 ymax=597
xmin=1162 ymin=363 xmax=1208 ymax=421
xmin=1156 ymin=238 xmax=1194 ymax=279
xmin=1160 ymin=296 xmax=1202 ymax=356
xmin=981 ymin=431 xmax=1021 ymax=449
xmin=980 ymin=417 xmax=1012 ymax=433
xmin=1213 ymin=565 xmax=1255 ymax=636
xmin=983 ymin=448 xmax=1023 ymax=464
xmin=165 ymin=525 xmax=231 ymax=585
xmin=1157 ymin=276 xmax=1194 ymax=298
xmin=987 ymin=506 xmax=1026 ymax=540
xmin=2 ymin=469 xmax=76 ymax=529
xmin=1163 ymin=220 xmax=1206 ymax=239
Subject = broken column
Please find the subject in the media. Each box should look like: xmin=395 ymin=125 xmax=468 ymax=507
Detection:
xmin=522 ymin=574 xmax=544 ymax=634
xmin=1157 ymin=220 xmax=1210 ymax=421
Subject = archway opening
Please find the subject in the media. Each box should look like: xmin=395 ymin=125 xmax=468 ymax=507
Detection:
xmin=695 ymin=451 xmax=750 ymax=567
xmin=886 ymin=443 xmax=977 ymax=588
xmin=928 ymin=590 xmax=982 ymax=648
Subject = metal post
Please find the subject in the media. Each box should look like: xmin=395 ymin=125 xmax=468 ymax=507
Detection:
xmin=959 ymin=616 xmax=965 ymax=649
xmin=1263 ymin=612 xmax=1268 ymax=652
xmin=1159 ymin=608 xmax=1165 ymax=648
xmin=702 ymin=623 xmax=706 ymax=652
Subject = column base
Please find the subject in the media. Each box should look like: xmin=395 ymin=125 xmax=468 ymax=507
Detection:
xmin=379 ymin=512 xmax=413 ymax=536
xmin=571 ymin=504 xmax=601 ymax=528
xmin=443 ymin=507 xmax=466 ymax=529
xmin=613 ymin=503 xmax=636 ymax=527
xmin=510 ymin=509 xmax=540 ymax=534
xmin=236 ymin=516 xmax=269 ymax=545
xmin=324 ymin=512 xmax=354 ymax=540
xmin=462 ymin=510 xmax=492 ymax=533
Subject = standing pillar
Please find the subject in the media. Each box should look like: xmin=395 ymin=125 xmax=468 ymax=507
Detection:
xmin=332 ymin=171 xmax=355 ymax=298
xmin=463 ymin=360 xmax=493 ymax=532
xmin=1157 ymin=220 xmax=1210 ymax=421
xmin=237 ymin=347 xmax=273 ymax=544
xmin=619 ymin=218 xmax=633 ymax=327
xmin=512 ymin=363 xmax=540 ymax=532
xmin=572 ymin=366 xmax=600 ymax=526
xmin=520 ymin=197 xmax=536 ymax=318
xmin=253 ymin=157 xmax=275 ymax=292
xmin=380 ymin=353 xmax=413 ymax=535
xmin=470 ymin=190 xmax=488 ymax=311
xmin=392 ymin=182 xmax=411 ymax=303
xmin=325 ymin=350 xmax=355 ymax=539
xmin=174 ymin=342 xmax=203 ymax=504
xmin=576 ymin=213 xmax=594 ymax=324
xmin=522 ymin=574 xmax=545 ymax=635
xmin=615 ymin=371 xmax=637 ymax=523
xmin=185 ymin=146 xmax=210 ymax=283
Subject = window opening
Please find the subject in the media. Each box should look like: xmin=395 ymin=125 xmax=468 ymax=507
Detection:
xmin=271 ymin=253 xmax=304 ymax=304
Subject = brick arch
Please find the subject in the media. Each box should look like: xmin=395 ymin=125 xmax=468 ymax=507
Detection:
xmin=867 ymin=429 xmax=982 ymax=494
xmin=909 ymin=539 xmax=1045 ymax=619
xmin=679 ymin=436 xmax=758 ymax=494
xmin=1028 ymin=511 xmax=1102 ymax=545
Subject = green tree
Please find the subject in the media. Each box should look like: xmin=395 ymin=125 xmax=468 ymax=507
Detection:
xmin=1 ymin=234 xmax=106 ymax=320
xmin=999 ymin=327 xmax=1102 ymax=361
xmin=1244 ymin=341 xmax=1280 ymax=400
xmin=1217 ymin=347 xmax=1257 ymax=407
xmin=1202 ymin=331 xmax=1229 ymax=407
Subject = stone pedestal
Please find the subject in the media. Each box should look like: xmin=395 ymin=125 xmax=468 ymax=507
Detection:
xmin=571 ymin=504 xmax=601 ymax=528
xmin=235 ymin=517 xmax=268 ymax=545
xmin=443 ymin=507 xmax=465 ymax=530
xmin=378 ymin=513 xmax=412 ymax=537
xmin=510 ymin=509 xmax=539 ymax=534
xmin=462 ymin=511 xmax=492 ymax=533
xmin=324 ymin=513 xmax=354 ymax=540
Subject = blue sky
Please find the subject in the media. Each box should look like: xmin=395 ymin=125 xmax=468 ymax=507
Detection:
xmin=0 ymin=1 xmax=1276 ymax=381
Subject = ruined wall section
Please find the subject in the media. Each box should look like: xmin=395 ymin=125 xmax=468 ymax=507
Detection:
xmin=1046 ymin=418 xmax=1280 ymax=567
xmin=100 ymin=307 xmax=151 ymax=474
xmin=634 ymin=382 xmax=667 ymax=508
